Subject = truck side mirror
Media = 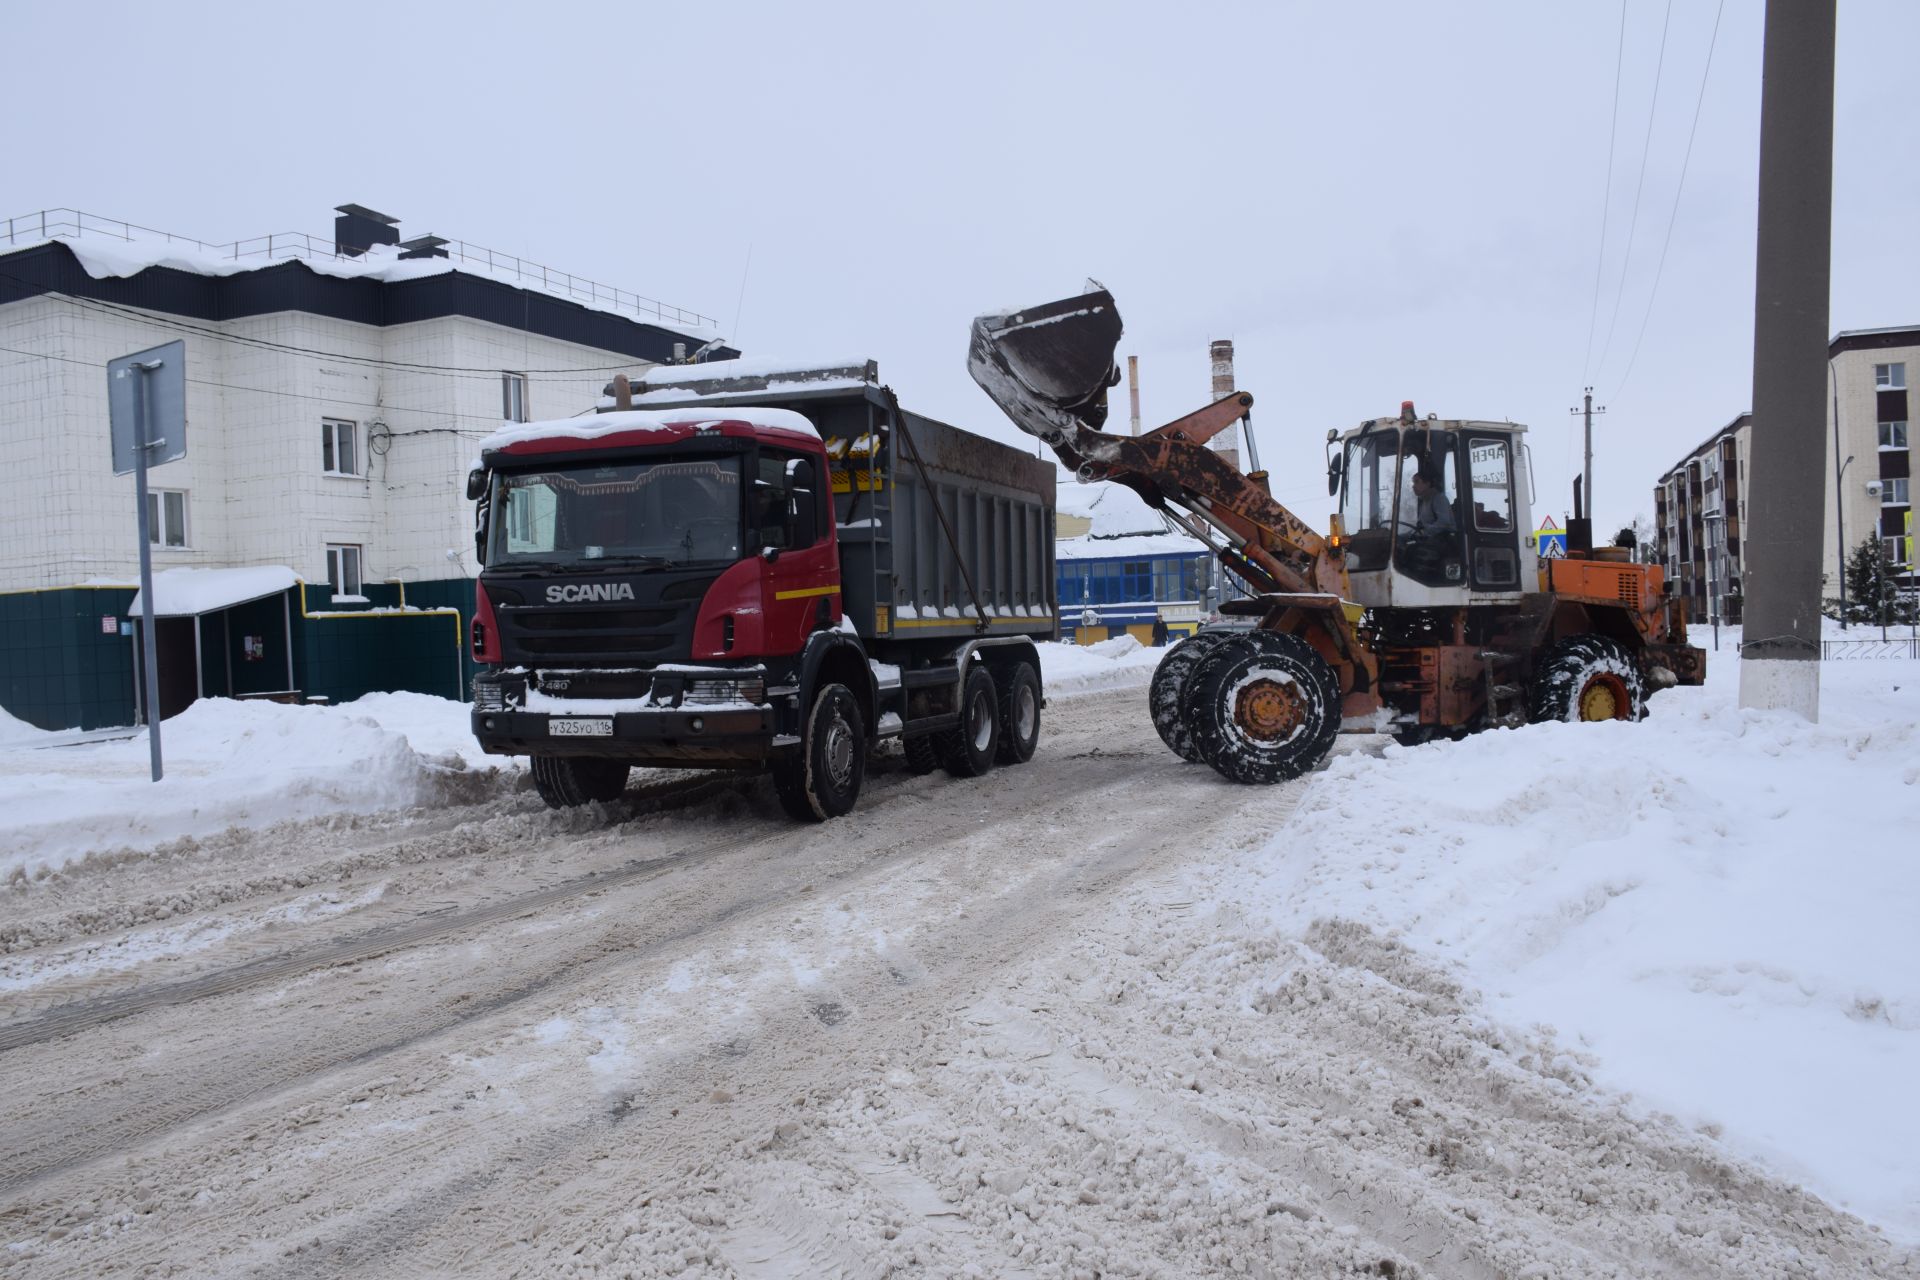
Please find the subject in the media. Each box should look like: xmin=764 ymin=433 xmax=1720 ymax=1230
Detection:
xmin=785 ymin=458 xmax=819 ymax=547
xmin=1326 ymin=452 xmax=1344 ymax=497
xmin=466 ymin=468 xmax=487 ymax=501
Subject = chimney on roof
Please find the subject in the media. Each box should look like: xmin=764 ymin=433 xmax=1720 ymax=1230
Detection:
xmin=1209 ymin=339 xmax=1240 ymax=472
xmin=334 ymin=204 xmax=400 ymax=258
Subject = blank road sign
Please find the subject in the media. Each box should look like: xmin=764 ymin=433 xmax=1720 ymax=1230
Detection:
xmin=108 ymin=339 xmax=187 ymax=476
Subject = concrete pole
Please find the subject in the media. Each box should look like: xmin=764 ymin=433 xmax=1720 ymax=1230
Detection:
xmin=1739 ymin=0 xmax=1835 ymax=719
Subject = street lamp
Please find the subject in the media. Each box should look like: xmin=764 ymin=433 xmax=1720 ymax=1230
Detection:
xmin=1835 ymin=453 xmax=1854 ymax=628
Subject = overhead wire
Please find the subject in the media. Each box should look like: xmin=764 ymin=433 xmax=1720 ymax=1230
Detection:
xmin=1593 ymin=0 xmax=1675 ymax=382
xmin=1581 ymin=0 xmax=1630 ymax=384
xmin=1608 ymin=0 xmax=1727 ymax=403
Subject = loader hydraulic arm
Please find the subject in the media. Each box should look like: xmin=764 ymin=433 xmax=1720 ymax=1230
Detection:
xmin=968 ymin=289 xmax=1344 ymax=600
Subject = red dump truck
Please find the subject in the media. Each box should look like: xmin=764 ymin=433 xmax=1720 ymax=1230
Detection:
xmin=466 ymin=359 xmax=1057 ymax=820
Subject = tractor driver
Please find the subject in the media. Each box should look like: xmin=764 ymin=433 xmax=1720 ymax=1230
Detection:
xmin=1410 ymin=469 xmax=1455 ymax=538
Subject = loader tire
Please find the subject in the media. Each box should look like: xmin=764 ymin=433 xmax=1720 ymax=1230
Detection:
xmin=1528 ymin=635 xmax=1646 ymax=724
xmin=531 ymin=756 xmax=630 ymax=809
xmin=772 ymin=682 xmax=866 ymax=821
xmin=1188 ymin=631 xmax=1341 ymax=784
xmin=994 ymin=661 xmax=1042 ymax=765
xmin=941 ymin=665 xmax=1000 ymax=778
xmin=902 ymin=733 xmax=941 ymax=775
xmin=1150 ymin=630 xmax=1229 ymax=762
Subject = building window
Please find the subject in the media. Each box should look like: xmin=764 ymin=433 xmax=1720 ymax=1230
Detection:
xmin=1875 ymin=363 xmax=1906 ymax=390
xmin=326 ymin=543 xmax=363 ymax=597
xmin=1888 ymin=537 xmax=1911 ymax=568
xmin=1883 ymin=477 xmax=1910 ymax=507
xmin=502 ymin=373 xmax=529 ymax=423
xmin=146 ymin=488 xmax=188 ymax=548
xmin=1880 ymin=420 xmax=1909 ymax=450
xmin=322 ymin=418 xmax=359 ymax=476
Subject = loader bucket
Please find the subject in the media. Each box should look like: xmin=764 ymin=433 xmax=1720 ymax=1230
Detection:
xmin=968 ymin=286 xmax=1123 ymax=442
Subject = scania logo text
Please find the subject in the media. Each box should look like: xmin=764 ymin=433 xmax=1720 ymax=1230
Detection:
xmin=545 ymin=583 xmax=636 ymax=604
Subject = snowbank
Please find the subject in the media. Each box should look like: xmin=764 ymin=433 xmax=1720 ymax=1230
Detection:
xmin=1207 ymin=651 xmax=1920 ymax=1237
xmin=1035 ymin=636 xmax=1164 ymax=697
xmin=0 ymin=695 xmax=505 ymax=880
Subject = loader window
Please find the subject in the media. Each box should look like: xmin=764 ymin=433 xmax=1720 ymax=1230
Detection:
xmin=1468 ymin=437 xmax=1513 ymax=532
xmin=1339 ymin=432 xmax=1397 ymax=571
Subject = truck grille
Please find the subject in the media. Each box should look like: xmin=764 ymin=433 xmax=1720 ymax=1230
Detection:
xmin=491 ymin=572 xmax=719 ymax=666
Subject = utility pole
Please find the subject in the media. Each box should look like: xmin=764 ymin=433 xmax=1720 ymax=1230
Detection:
xmin=1569 ymin=388 xmax=1605 ymax=523
xmin=1740 ymin=0 xmax=1836 ymax=718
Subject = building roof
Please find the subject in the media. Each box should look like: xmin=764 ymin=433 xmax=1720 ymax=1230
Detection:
xmin=1656 ymin=411 xmax=1751 ymax=484
xmin=128 ymin=566 xmax=298 ymax=617
xmin=1056 ymin=531 xmax=1211 ymax=561
xmin=1829 ymin=325 xmax=1920 ymax=356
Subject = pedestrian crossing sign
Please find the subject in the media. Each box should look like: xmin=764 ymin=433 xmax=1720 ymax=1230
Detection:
xmin=1529 ymin=516 xmax=1567 ymax=558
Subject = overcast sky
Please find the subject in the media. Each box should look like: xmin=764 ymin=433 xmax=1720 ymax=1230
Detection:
xmin=11 ymin=0 xmax=1915 ymax=534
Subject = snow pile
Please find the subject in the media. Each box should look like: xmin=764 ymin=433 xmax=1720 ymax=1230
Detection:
xmin=1206 ymin=654 xmax=1920 ymax=1236
xmin=0 ymin=695 xmax=504 ymax=879
xmin=0 ymin=706 xmax=48 ymax=747
xmin=477 ymin=406 xmax=819 ymax=455
xmin=128 ymin=565 xmax=297 ymax=616
xmin=1035 ymin=636 xmax=1164 ymax=697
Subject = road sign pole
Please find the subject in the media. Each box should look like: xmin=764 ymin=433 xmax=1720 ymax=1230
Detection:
xmin=132 ymin=362 xmax=164 ymax=781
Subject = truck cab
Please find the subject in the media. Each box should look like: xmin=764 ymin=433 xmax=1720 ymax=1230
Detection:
xmin=1332 ymin=412 xmax=1534 ymax=610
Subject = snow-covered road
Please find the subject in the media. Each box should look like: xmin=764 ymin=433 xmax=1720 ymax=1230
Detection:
xmin=1 ymin=680 xmax=1909 ymax=1278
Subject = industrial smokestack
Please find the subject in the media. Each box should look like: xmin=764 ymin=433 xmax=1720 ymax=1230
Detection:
xmin=1127 ymin=354 xmax=1141 ymax=437
xmin=1209 ymin=339 xmax=1240 ymax=471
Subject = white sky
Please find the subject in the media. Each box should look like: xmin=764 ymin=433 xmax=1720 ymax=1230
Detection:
xmin=10 ymin=0 xmax=1915 ymax=535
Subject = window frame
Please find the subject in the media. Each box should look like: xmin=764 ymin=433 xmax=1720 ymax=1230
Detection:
xmin=322 ymin=418 xmax=360 ymax=477
xmin=1886 ymin=536 xmax=1910 ymax=568
xmin=1882 ymin=477 xmax=1910 ymax=507
xmin=325 ymin=543 xmax=364 ymax=597
xmin=1874 ymin=362 xmax=1907 ymax=391
xmin=146 ymin=487 xmax=190 ymax=549
xmin=502 ymin=372 xmax=529 ymax=423
xmin=1879 ymin=420 xmax=1909 ymax=450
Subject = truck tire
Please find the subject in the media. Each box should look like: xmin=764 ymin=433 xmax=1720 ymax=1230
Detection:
xmin=1188 ymin=631 xmax=1341 ymax=784
xmin=942 ymin=665 xmax=1000 ymax=778
xmin=902 ymin=733 xmax=941 ymax=775
xmin=1150 ymin=630 xmax=1228 ymax=762
xmin=1528 ymin=635 xmax=1646 ymax=724
xmin=772 ymin=683 xmax=866 ymax=821
xmin=531 ymin=756 xmax=630 ymax=809
xmin=994 ymin=661 xmax=1042 ymax=765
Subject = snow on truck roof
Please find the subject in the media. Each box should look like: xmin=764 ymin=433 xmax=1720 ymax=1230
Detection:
xmin=477 ymin=407 xmax=820 ymax=459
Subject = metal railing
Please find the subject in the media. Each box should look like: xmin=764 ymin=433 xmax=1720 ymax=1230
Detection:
xmin=3 ymin=207 xmax=718 ymax=331
xmin=1822 ymin=637 xmax=1919 ymax=660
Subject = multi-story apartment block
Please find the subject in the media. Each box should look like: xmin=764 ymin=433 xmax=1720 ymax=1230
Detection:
xmin=0 ymin=206 xmax=732 ymax=730
xmin=1825 ymin=326 xmax=1915 ymax=591
xmin=1653 ymin=325 xmax=1918 ymax=628
xmin=1654 ymin=414 xmax=1750 ymax=624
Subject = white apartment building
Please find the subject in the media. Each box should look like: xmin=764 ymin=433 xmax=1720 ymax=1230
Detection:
xmin=0 ymin=206 xmax=730 ymax=596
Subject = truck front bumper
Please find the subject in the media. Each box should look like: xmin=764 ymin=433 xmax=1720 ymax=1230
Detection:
xmin=472 ymin=705 xmax=779 ymax=766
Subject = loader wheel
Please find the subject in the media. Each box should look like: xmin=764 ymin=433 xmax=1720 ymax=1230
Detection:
xmin=531 ymin=756 xmax=630 ymax=809
xmin=902 ymin=733 xmax=941 ymax=775
xmin=772 ymin=683 xmax=866 ymax=821
xmin=1528 ymin=635 xmax=1646 ymax=724
xmin=941 ymin=665 xmax=1000 ymax=778
xmin=995 ymin=661 xmax=1042 ymax=765
xmin=1150 ymin=630 xmax=1229 ymax=762
xmin=1188 ymin=631 xmax=1341 ymax=784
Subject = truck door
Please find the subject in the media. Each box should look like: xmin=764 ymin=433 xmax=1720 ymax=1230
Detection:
xmin=1463 ymin=434 xmax=1522 ymax=590
xmin=753 ymin=448 xmax=840 ymax=652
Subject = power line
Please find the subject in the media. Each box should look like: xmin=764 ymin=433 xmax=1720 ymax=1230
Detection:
xmin=1594 ymin=0 xmax=1675 ymax=381
xmin=1609 ymin=0 xmax=1727 ymax=403
xmin=1581 ymin=0 xmax=1630 ymax=384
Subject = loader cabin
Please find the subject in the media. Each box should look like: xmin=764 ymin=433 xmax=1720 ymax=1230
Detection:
xmin=1330 ymin=409 xmax=1532 ymax=607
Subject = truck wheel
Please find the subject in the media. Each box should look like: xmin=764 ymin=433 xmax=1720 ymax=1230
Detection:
xmin=1188 ymin=631 xmax=1341 ymax=784
xmin=994 ymin=661 xmax=1042 ymax=765
xmin=1528 ymin=635 xmax=1646 ymax=724
xmin=902 ymin=733 xmax=941 ymax=775
xmin=942 ymin=665 xmax=1000 ymax=778
xmin=531 ymin=756 xmax=630 ymax=809
xmin=772 ymin=683 xmax=866 ymax=821
xmin=1150 ymin=631 xmax=1228 ymax=762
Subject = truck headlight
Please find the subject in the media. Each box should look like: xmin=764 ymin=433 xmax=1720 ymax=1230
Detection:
xmin=683 ymin=678 xmax=766 ymax=706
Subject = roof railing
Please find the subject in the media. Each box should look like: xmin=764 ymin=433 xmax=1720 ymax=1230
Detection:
xmin=3 ymin=207 xmax=718 ymax=331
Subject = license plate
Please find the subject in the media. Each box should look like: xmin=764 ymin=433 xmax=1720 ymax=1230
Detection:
xmin=548 ymin=717 xmax=613 ymax=737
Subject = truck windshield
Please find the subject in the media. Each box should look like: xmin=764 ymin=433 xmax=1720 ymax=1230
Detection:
xmin=488 ymin=456 xmax=744 ymax=568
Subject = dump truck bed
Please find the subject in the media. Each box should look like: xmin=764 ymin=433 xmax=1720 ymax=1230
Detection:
xmin=619 ymin=362 xmax=1058 ymax=645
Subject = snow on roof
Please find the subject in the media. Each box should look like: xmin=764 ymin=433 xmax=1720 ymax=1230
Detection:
xmin=1054 ymin=477 xmax=1180 ymax=539
xmin=479 ymin=407 xmax=820 ymax=456
xmin=16 ymin=233 xmax=723 ymax=342
xmin=1055 ymin=531 xmax=1210 ymax=561
xmin=128 ymin=565 xmax=298 ymax=617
